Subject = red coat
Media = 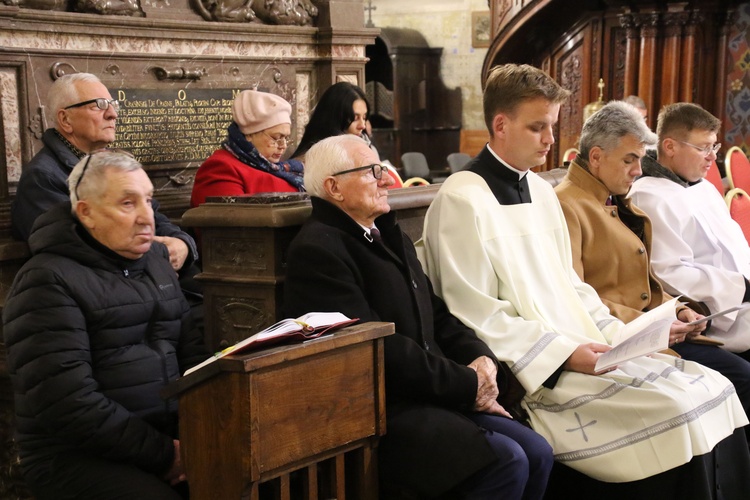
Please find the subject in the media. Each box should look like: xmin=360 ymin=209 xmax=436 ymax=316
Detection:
xmin=191 ymin=148 xmax=297 ymax=207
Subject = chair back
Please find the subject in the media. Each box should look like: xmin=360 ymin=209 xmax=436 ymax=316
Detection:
xmin=385 ymin=166 xmax=404 ymax=189
xmin=563 ymin=148 xmax=580 ymax=163
xmin=705 ymin=159 xmax=725 ymax=195
xmin=401 ymin=152 xmax=431 ymax=179
xmin=725 ymin=146 xmax=750 ymax=192
xmin=446 ymin=152 xmax=471 ymax=173
xmin=725 ymin=187 xmax=750 ymax=244
xmin=403 ymin=177 xmax=430 ymax=187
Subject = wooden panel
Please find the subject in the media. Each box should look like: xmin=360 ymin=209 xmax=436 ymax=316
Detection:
xmin=180 ymin=372 xmax=250 ymax=499
xmin=252 ymin=343 xmax=377 ymax=474
xmin=459 ymin=129 xmax=489 ymax=157
xmin=547 ymin=21 xmax=591 ymax=170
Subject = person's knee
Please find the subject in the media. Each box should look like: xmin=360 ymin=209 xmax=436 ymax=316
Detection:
xmin=527 ymin=433 xmax=554 ymax=474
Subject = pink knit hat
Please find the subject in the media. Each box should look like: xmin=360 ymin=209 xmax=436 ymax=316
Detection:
xmin=232 ymin=90 xmax=292 ymax=135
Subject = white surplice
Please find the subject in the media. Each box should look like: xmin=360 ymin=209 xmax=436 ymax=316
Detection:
xmin=630 ymin=176 xmax=750 ymax=352
xmin=417 ymin=169 xmax=748 ymax=482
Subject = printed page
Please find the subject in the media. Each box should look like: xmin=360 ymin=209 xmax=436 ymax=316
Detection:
xmin=595 ymin=298 xmax=677 ymax=372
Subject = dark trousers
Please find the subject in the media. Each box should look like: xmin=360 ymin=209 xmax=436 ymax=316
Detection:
xmin=25 ymin=452 xmax=188 ymax=500
xmin=453 ymin=413 xmax=554 ymax=500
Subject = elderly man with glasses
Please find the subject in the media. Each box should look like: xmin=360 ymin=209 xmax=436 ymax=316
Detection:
xmin=630 ymin=103 xmax=750 ymax=357
xmin=3 ymin=151 xmax=207 ymax=499
xmin=11 ymin=72 xmax=197 ymax=276
xmin=283 ymin=134 xmax=553 ymax=500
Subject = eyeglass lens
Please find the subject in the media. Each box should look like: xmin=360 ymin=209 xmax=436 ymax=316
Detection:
xmin=65 ymin=98 xmax=119 ymax=111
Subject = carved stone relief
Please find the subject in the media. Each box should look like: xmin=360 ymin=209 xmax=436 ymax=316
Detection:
xmin=295 ymin=72 xmax=310 ymax=139
xmin=0 ymin=70 xmax=21 ymax=184
xmin=74 ymin=0 xmax=145 ymax=16
xmin=193 ymin=0 xmax=317 ymax=24
xmin=10 ymin=0 xmax=316 ymax=24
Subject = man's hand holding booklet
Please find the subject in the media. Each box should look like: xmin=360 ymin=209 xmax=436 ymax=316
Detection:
xmin=594 ymin=298 xmax=678 ymax=372
xmin=594 ymin=300 xmax=741 ymax=372
xmin=184 ymin=312 xmax=358 ymax=376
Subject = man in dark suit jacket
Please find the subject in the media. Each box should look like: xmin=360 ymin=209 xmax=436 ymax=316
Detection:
xmin=283 ymin=134 xmax=552 ymax=499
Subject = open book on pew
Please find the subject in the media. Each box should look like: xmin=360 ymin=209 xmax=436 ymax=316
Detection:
xmin=594 ymin=298 xmax=677 ymax=372
xmin=184 ymin=312 xmax=358 ymax=377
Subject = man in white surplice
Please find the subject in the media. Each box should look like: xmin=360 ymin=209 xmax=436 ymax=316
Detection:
xmin=417 ymin=64 xmax=748 ymax=489
xmin=629 ymin=103 xmax=750 ymax=355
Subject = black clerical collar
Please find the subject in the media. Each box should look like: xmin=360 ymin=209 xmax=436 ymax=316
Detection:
xmin=486 ymin=145 xmax=528 ymax=180
xmin=469 ymin=146 xmax=532 ymax=205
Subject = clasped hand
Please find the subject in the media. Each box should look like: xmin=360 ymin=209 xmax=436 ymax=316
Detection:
xmin=468 ymin=356 xmax=512 ymax=418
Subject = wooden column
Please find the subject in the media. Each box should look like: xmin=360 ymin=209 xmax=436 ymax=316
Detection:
xmin=620 ymin=13 xmax=641 ymax=98
xmin=713 ymin=9 xmax=735 ymax=125
xmin=680 ymin=10 xmax=702 ymax=102
xmin=637 ymin=12 xmax=660 ymax=122
xmin=661 ymin=10 xmax=688 ymax=108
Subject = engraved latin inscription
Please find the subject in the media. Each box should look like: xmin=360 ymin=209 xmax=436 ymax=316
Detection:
xmin=112 ymin=88 xmax=241 ymax=164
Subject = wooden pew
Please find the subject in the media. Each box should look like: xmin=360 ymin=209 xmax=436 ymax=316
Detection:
xmin=163 ymin=322 xmax=393 ymax=500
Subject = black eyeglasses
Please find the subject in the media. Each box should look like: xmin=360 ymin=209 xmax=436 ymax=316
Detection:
xmin=332 ymin=163 xmax=388 ymax=180
xmin=74 ymin=149 xmax=135 ymax=199
xmin=64 ymin=98 xmax=119 ymax=112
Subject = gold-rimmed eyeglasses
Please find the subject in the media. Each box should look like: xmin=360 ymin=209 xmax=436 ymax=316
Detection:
xmin=261 ymin=131 xmax=294 ymax=149
xmin=64 ymin=98 xmax=120 ymax=112
xmin=74 ymin=148 xmax=135 ymax=199
xmin=332 ymin=163 xmax=388 ymax=180
xmin=675 ymin=139 xmax=721 ymax=157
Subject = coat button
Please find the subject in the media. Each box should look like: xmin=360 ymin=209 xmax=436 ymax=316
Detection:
xmin=412 ymin=280 xmax=418 ymax=288
xmin=641 ymin=292 xmax=649 ymax=300
xmin=638 ymin=247 xmax=645 ymax=254
xmin=424 ymin=341 xmax=430 ymax=351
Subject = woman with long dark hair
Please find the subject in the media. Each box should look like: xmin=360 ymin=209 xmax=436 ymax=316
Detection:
xmin=291 ymin=82 xmax=371 ymax=161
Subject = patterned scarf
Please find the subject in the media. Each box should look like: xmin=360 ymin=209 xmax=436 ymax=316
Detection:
xmin=53 ymin=129 xmax=87 ymax=160
xmin=223 ymin=122 xmax=305 ymax=191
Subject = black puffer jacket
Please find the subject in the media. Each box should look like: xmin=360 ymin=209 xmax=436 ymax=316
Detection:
xmin=2 ymin=203 xmax=207 ymax=478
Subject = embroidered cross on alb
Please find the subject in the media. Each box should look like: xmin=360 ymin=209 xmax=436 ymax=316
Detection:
xmin=566 ymin=412 xmax=597 ymax=442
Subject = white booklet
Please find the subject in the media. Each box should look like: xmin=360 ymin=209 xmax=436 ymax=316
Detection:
xmin=594 ymin=297 xmax=677 ymax=372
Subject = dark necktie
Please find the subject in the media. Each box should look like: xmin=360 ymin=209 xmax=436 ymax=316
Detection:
xmin=370 ymin=227 xmax=382 ymax=242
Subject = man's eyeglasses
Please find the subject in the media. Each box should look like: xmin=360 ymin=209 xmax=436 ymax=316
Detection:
xmin=262 ymin=131 xmax=294 ymax=149
xmin=64 ymin=98 xmax=120 ymax=112
xmin=332 ymin=163 xmax=389 ymax=180
xmin=675 ymin=139 xmax=721 ymax=157
xmin=74 ymin=148 xmax=135 ymax=199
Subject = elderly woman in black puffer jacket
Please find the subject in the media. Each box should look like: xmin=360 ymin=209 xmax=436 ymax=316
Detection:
xmin=3 ymin=151 xmax=208 ymax=500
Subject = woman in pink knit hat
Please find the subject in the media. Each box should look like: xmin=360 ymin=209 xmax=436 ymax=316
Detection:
xmin=191 ymin=90 xmax=304 ymax=207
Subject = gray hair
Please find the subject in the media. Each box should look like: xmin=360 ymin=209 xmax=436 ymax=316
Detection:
xmin=69 ymin=151 xmax=142 ymax=210
xmin=579 ymin=100 xmax=657 ymax=159
xmin=624 ymin=95 xmax=646 ymax=110
xmin=303 ymin=135 xmax=369 ymax=198
xmin=48 ymin=73 xmax=102 ymax=126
